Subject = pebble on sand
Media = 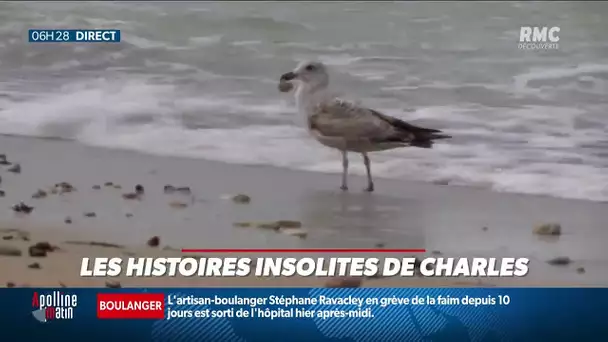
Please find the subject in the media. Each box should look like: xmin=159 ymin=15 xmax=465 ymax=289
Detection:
xmin=28 ymin=262 xmax=41 ymax=269
xmin=147 ymin=236 xmax=160 ymax=247
xmin=276 ymin=220 xmax=302 ymax=228
xmin=163 ymin=185 xmax=176 ymax=194
xmin=28 ymin=246 xmax=47 ymax=257
xmin=2 ymin=236 xmax=13 ymax=240
xmin=0 ymin=190 xmax=4 ymax=197
xmin=7 ymin=163 xmax=21 ymax=174
xmin=256 ymin=222 xmax=281 ymax=230
xmin=104 ymin=182 xmax=114 ymax=187
xmin=533 ymin=223 xmax=562 ymax=236
xmin=135 ymin=184 xmax=144 ymax=195
xmin=175 ymin=187 xmax=192 ymax=195
xmin=49 ymin=182 xmax=76 ymax=194
xmin=64 ymin=217 xmax=72 ymax=224
xmin=122 ymin=193 xmax=139 ymax=200
xmin=576 ymin=267 xmax=586 ymax=274
xmin=84 ymin=212 xmax=96 ymax=218
xmin=33 ymin=241 xmax=56 ymax=252
xmin=0 ymin=245 xmax=22 ymax=257
xmin=280 ymin=228 xmax=308 ymax=239
xmin=546 ymin=256 xmax=571 ymax=266
xmin=482 ymin=226 xmax=488 ymax=231
xmin=12 ymin=202 xmax=33 ymax=214
xmin=169 ymin=201 xmax=188 ymax=209
xmin=125 ymin=213 xmax=133 ymax=218
xmin=248 ymin=220 xmax=304 ymax=231
xmin=92 ymin=185 xmax=101 ymax=190
xmin=232 ymin=194 xmax=251 ymax=204
xmin=432 ymin=179 xmax=450 ymax=186
xmin=325 ymin=277 xmax=362 ymax=288
xmin=0 ymin=154 xmax=10 ymax=165
xmin=105 ymin=281 xmax=122 ymax=288
xmin=64 ymin=240 xmax=124 ymax=249
xmin=31 ymin=189 xmax=47 ymax=199
xmin=113 ymin=184 xmax=122 ymax=189
xmin=61 ymin=181 xmax=75 ymax=190
xmin=233 ymin=222 xmax=253 ymax=228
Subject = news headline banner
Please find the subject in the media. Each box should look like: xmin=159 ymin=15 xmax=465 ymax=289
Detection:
xmin=80 ymin=257 xmax=530 ymax=277
xmin=28 ymin=29 xmax=121 ymax=43
xmin=8 ymin=288 xmax=608 ymax=341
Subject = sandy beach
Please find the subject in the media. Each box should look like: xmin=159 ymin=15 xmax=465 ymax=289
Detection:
xmin=0 ymin=134 xmax=606 ymax=288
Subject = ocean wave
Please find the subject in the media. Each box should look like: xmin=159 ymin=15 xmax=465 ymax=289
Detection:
xmin=514 ymin=63 xmax=608 ymax=90
xmin=1 ymin=78 xmax=606 ymax=202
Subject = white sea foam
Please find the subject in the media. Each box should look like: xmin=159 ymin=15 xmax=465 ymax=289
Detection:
xmin=1 ymin=78 xmax=606 ymax=202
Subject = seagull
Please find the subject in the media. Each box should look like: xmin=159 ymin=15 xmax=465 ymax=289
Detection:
xmin=279 ymin=61 xmax=451 ymax=192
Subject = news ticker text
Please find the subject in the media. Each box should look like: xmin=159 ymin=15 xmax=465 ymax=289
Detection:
xmin=95 ymin=292 xmax=511 ymax=320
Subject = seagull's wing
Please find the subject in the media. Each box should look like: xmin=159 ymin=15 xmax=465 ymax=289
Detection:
xmin=309 ymin=98 xmax=450 ymax=147
xmin=309 ymin=98 xmax=408 ymax=140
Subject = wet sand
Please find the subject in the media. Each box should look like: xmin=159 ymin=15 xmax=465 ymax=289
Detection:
xmin=0 ymin=134 xmax=606 ymax=287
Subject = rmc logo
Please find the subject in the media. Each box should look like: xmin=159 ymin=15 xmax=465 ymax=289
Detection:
xmin=518 ymin=26 xmax=560 ymax=50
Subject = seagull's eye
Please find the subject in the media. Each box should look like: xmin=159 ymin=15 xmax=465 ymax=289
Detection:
xmin=305 ymin=64 xmax=316 ymax=71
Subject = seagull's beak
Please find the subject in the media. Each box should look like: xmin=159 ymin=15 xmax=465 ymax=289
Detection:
xmin=278 ymin=71 xmax=297 ymax=93
xmin=280 ymin=71 xmax=297 ymax=81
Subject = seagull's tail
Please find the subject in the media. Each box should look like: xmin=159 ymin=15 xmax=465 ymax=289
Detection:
xmin=410 ymin=131 xmax=451 ymax=149
xmin=429 ymin=133 xmax=452 ymax=140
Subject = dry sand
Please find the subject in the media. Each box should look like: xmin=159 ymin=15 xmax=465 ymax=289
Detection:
xmin=0 ymin=134 xmax=606 ymax=287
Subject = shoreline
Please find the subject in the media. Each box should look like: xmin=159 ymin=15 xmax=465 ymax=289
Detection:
xmin=0 ymin=134 xmax=607 ymax=287
xmin=5 ymin=133 xmax=606 ymax=206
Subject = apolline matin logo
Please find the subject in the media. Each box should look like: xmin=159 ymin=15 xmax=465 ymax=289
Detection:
xmin=518 ymin=26 xmax=559 ymax=50
xmin=32 ymin=291 xmax=78 ymax=322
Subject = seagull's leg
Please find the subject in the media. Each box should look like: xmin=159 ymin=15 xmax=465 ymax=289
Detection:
xmin=362 ymin=152 xmax=374 ymax=192
xmin=341 ymin=150 xmax=349 ymax=191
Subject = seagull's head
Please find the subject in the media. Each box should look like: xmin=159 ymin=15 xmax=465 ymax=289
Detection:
xmin=279 ymin=61 xmax=329 ymax=93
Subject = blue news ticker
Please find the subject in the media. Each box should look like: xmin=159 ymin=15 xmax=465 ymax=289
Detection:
xmin=4 ymin=287 xmax=608 ymax=341
xmin=28 ymin=29 xmax=121 ymax=43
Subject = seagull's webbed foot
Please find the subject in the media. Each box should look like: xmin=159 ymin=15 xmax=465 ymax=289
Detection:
xmin=340 ymin=185 xmax=349 ymax=191
xmin=364 ymin=183 xmax=374 ymax=192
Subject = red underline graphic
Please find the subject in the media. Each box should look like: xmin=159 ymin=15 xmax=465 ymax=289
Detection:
xmin=181 ymin=248 xmax=427 ymax=253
